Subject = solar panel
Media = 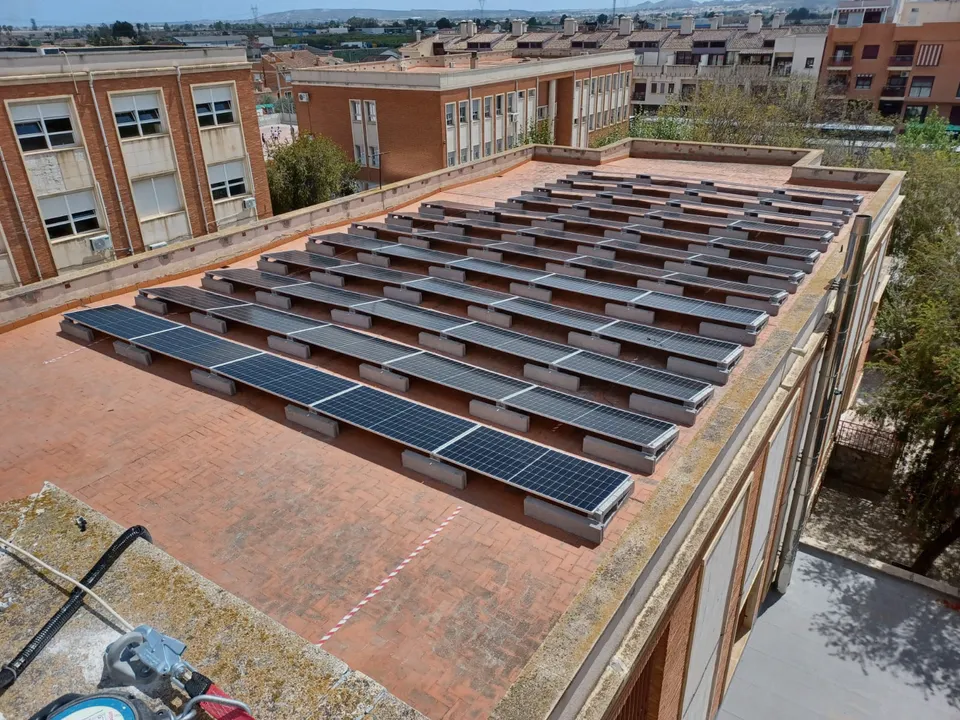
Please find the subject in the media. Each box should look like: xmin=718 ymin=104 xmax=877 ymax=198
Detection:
xmin=667 ymin=272 xmax=788 ymax=303
xmin=312 ymin=233 xmax=391 ymax=251
xmin=711 ymin=237 xmax=820 ymax=262
xmin=689 ymin=254 xmax=805 ymax=283
xmin=535 ymin=274 xmax=643 ymax=303
xmin=387 ymin=352 xmax=533 ymax=400
xmin=134 ymin=326 xmax=260 ymax=368
xmin=437 ymin=426 xmax=552 ymax=485
xmin=363 ymin=299 xmax=465 ymax=332
xmin=293 ymin=325 xmax=415 ymax=364
xmin=729 ymin=219 xmax=834 ymax=242
xmin=64 ymin=305 xmax=180 ymax=340
xmin=210 ymin=268 xmax=301 ymax=289
xmin=492 ymin=297 xmax=607 ymax=332
xmin=278 ymin=282 xmax=377 ymax=308
xmin=555 ymin=352 xmax=712 ymax=405
xmin=374 ymin=244 xmax=460 ymax=263
xmin=405 ymin=276 xmax=512 ymax=304
xmin=571 ymin=255 xmax=674 ymax=279
xmin=418 ymin=229 xmax=499 ymax=246
xmin=621 ymin=226 xmax=716 ymax=247
xmin=216 ymin=353 xmax=356 ymax=406
xmin=490 ymin=242 xmax=571 ymax=261
xmin=443 ymin=322 xmax=570 ymax=363
xmin=598 ymin=322 xmax=742 ymax=367
xmin=638 ymin=293 xmax=767 ymax=328
xmin=331 ymin=264 xmax=422 ymax=284
xmin=599 ymin=238 xmax=696 ymax=261
xmin=453 ymin=257 xmax=548 ymax=282
xmin=265 ymin=250 xmax=344 ymax=269
xmin=143 ymin=286 xmax=248 ymax=311
xmin=212 ymin=304 xmax=325 ymax=335
xmin=548 ymin=214 xmax=627 ymax=230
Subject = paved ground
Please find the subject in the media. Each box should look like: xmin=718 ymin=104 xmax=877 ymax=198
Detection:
xmin=720 ymin=548 xmax=960 ymax=720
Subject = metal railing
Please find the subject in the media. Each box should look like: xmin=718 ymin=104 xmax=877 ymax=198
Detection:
xmin=835 ymin=419 xmax=902 ymax=459
xmin=880 ymin=84 xmax=905 ymax=97
xmin=828 ymin=55 xmax=855 ymax=66
xmin=888 ymin=54 xmax=914 ymax=66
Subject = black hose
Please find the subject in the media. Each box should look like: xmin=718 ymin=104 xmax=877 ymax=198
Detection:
xmin=0 ymin=525 xmax=152 ymax=693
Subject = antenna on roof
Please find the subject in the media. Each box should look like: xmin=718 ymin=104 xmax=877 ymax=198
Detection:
xmin=250 ymin=4 xmax=259 ymax=23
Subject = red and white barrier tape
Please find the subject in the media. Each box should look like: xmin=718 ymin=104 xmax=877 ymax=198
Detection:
xmin=317 ymin=505 xmax=462 ymax=646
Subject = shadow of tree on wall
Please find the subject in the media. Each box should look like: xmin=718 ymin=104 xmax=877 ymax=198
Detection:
xmin=797 ymin=547 xmax=960 ymax=709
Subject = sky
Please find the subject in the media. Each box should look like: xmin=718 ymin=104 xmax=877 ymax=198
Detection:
xmin=2 ymin=0 xmax=631 ymax=27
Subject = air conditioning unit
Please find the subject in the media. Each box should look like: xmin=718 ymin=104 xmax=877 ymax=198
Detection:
xmin=146 ymin=241 xmax=168 ymax=250
xmin=242 ymin=197 xmax=257 ymax=210
xmin=298 ymin=92 xmax=310 ymax=102
xmin=89 ymin=234 xmax=112 ymax=253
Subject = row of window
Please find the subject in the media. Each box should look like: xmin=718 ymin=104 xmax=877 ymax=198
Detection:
xmin=349 ymin=99 xmax=377 ymax=124
xmin=443 ymin=90 xmax=536 ymax=168
xmin=575 ymin=71 xmax=632 ymax=133
xmin=11 ymin=85 xmax=238 ymax=154
xmin=354 ymin=145 xmax=381 ymax=168
xmin=445 ymin=91 xmax=523 ymax=127
xmin=852 ymin=74 xmax=941 ymax=97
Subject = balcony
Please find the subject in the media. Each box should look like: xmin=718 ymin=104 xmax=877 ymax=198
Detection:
xmin=828 ymin=55 xmax=855 ymax=67
xmin=888 ymin=55 xmax=914 ymax=67
xmin=632 ymin=92 xmax=647 ymax=103
xmin=880 ymin=85 xmax=906 ymax=97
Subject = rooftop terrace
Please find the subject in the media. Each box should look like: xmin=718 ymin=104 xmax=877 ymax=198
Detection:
xmin=0 ymin=153 xmax=890 ymax=720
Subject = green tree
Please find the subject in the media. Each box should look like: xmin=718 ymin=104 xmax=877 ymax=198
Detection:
xmin=436 ymin=17 xmax=453 ymax=29
xmin=597 ymin=13 xmax=609 ymax=24
xmin=30 ymin=18 xmax=37 ymax=30
xmin=266 ymin=133 xmax=359 ymax=214
xmin=111 ymin=20 xmax=136 ymax=39
xmin=518 ymin=118 xmax=554 ymax=146
xmin=528 ymin=16 xmax=540 ymax=27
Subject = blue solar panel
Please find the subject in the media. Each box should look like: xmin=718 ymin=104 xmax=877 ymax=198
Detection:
xmin=64 ymin=306 xmax=179 ymax=340
xmin=134 ymin=326 xmax=259 ymax=368
xmin=217 ymin=353 xmax=357 ymax=406
xmin=510 ymin=450 xmax=630 ymax=513
xmin=438 ymin=426 xmax=549 ymax=481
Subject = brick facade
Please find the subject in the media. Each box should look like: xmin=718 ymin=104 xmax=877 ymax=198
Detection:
xmin=0 ymin=63 xmax=270 ymax=287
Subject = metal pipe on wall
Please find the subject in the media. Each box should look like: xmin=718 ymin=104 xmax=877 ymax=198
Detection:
xmin=776 ymin=214 xmax=872 ymax=592
xmin=177 ymin=65 xmax=212 ymax=234
xmin=0 ymin=147 xmax=43 ymax=281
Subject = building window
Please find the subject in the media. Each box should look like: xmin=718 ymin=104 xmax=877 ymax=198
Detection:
xmin=484 ymin=141 xmax=492 ymax=156
xmin=11 ymin=101 xmax=76 ymax=152
xmin=496 ymin=138 xmax=503 ymax=152
xmin=369 ymin=146 xmax=379 ymax=167
xmin=351 ymin=100 xmax=362 ymax=122
xmin=445 ymin=103 xmax=455 ymax=127
xmin=365 ymin=100 xmax=377 ymax=123
xmin=855 ymin=74 xmax=873 ymax=90
xmin=208 ymin=160 xmax=247 ymax=200
xmin=472 ymin=98 xmax=480 ymax=121
xmin=132 ymin=174 xmax=182 ymax=219
xmin=447 ymin=150 xmax=456 ymax=167
xmin=354 ymin=144 xmax=365 ymax=165
xmin=472 ymin=144 xmax=480 ymax=160
xmin=113 ymin=93 xmax=163 ymax=139
xmin=284 ymin=73 xmax=292 ymax=83
xmin=39 ymin=190 xmax=100 ymax=239
xmin=460 ymin=147 xmax=468 ymax=163
xmin=496 ymin=94 xmax=504 ymax=117
xmin=805 ymin=57 xmax=815 ymax=69
xmin=458 ymin=100 xmax=468 ymax=124
xmin=909 ymin=76 xmax=934 ymax=98
xmin=194 ymin=86 xmax=235 ymax=127
xmin=484 ymin=96 xmax=492 ymax=118
xmin=861 ymin=45 xmax=879 ymax=60
xmin=905 ymin=104 xmax=928 ymax=121
xmin=253 ymin=73 xmax=263 ymax=83
xmin=507 ymin=92 xmax=516 ymax=115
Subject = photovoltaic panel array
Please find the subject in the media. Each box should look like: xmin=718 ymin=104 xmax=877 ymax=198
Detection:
xmin=728 ymin=219 xmax=835 ymax=242
xmin=63 ymin=304 xmax=633 ymax=517
xmin=266 ymin=250 xmax=344 ymax=269
xmin=309 ymin=233 xmax=391 ymax=251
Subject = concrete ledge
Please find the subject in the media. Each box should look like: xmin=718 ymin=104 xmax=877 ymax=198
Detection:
xmin=532 ymin=219 xmax=564 ymax=230
xmin=665 ymin=261 xmax=707 ymax=277
xmin=524 ymin=496 xmax=604 ymax=544
xmin=523 ymin=363 xmax=580 ymax=391
xmin=59 ymin=319 xmax=94 ymax=342
xmin=468 ymin=248 xmax=503 ymax=262
xmin=359 ymin=363 xmax=410 ymax=392
xmin=268 ymin=335 xmax=312 ymax=359
xmin=257 ymin=258 xmax=289 ymax=275
xmin=256 ymin=291 xmax=292 ymax=310
xmin=190 ymin=311 xmax=227 ymax=334
xmin=429 ymin=266 xmax=466 ymax=282
xmin=506 ymin=233 xmax=536 ymax=245
xmin=385 ymin=215 xmax=413 ymax=228
xmin=510 ymin=283 xmax=552 ymax=302
xmin=637 ymin=279 xmax=683 ymax=296
xmin=604 ymin=303 xmax=655 ymax=325
xmin=577 ymin=245 xmax=615 ymax=260
xmin=711 ymin=227 xmax=748 ymax=239
xmin=748 ymin=274 xmax=799 ymax=293
xmin=402 ymin=450 xmax=467 ymax=490
xmin=726 ymin=295 xmax=779 ymax=317
xmin=629 ymin=217 xmax=663 ymax=229
xmin=357 ymin=252 xmax=390 ymax=268
xmin=349 ymin=226 xmax=377 ymax=238
xmin=201 ymin=276 xmax=234 ymax=294
xmin=330 ymin=308 xmax=372 ymax=328
xmin=134 ymin=295 xmax=169 ymax=314
xmin=310 ymin=271 xmax=345 ymax=287
xmin=419 ymin=332 xmax=466 ymax=357
xmin=667 ymin=355 xmax=730 ymax=386
xmin=695 ymin=245 xmax=730 ymax=258
xmin=190 ymin=368 xmax=236 ymax=396
xmin=384 ymin=286 xmax=422 ymax=304
xmin=305 ymin=239 xmax=336 ymax=256
xmin=700 ymin=321 xmax=756 ymax=347
xmin=568 ymin=331 xmax=621 ymax=357
xmin=469 ymin=400 xmax=530 ymax=433
xmin=398 ymin=236 xmax=430 ymax=248
xmin=113 ymin=340 xmax=152 ymax=367
xmin=629 ymin=394 xmax=698 ymax=427
xmin=583 ymin=435 xmax=655 ymax=475
xmin=284 ymin=404 xmax=339 ymax=438
xmin=546 ymin=262 xmax=586 ymax=278
xmin=467 ymin=305 xmax=512 ymax=328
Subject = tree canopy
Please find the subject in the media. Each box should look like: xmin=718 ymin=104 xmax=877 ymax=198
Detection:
xmin=436 ymin=17 xmax=453 ymax=29
xmin=266 ymin=133 xmax=358 ymax=215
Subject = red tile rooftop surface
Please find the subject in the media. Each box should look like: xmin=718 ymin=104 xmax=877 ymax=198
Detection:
xmin=0 ymin=158 xmax=866 ymax=719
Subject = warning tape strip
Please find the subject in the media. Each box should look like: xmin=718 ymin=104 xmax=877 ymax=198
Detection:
xmin=43 ymin=339 xmax=103 ymax=365
xmin=317 ymin=505 xmax=462 ymax=647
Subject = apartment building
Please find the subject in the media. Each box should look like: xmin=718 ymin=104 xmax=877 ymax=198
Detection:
xmin=0 ymin=47 xmax=269 ymax=289
xmin=251 ymin=49 xmax=342 ymax=102
xmin=292 ymin=49 xmax=635 ymax=187
xmin=821 ymin=0 xmax=960 ymax=123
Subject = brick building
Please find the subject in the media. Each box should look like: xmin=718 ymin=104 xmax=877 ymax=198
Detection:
xmin=292 ymin=50 xmax=635 ymax=187
xmin=821 ymin=0 xmax=960 ymax=123
xmin=251 ymin=48 xmax=342 ymax=102
xmin=0 ymin=46 xmax=270 ymax=289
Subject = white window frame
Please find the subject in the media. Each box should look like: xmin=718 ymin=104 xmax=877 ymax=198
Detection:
xmin=132 ymin=173 xmax=183 ymax=220
xmin=354 ymin=144 xmax=366 ymax=165
xmin=350 ymin=100 xmax=362 ymax=122
xmin=369 ymin=145 xmax=379 ymax=167
xmin=472 ymin=144 xmax=480 ymax=160
xmin=39 ymin=190 xmax=100 ymax=240
xmin=495 ymin=94 xmax=504 ymax=117
xmin=483 ymin=96 xmax=492 ymax=118
xmin=458 ymin=100 xmax=468 ymax=125
xmin=112 ymin=92 xmax=164 ymax=139
xmin=445 ymin=102 xmax=455 ymax=127
xmin=208 ymin=160 xmax=248 ymax=201
xmin=446 ymin=150 xmax=456 ymax=167
xmin=194 ymin=85 xmax=235 ymax=128
xmin=365 ymin=100 xmax=377 ymax=123
xmin=471 ymin=98 xmax=480 ymax=121
xmin=11 ymin=100 xmax=77 ymax=152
